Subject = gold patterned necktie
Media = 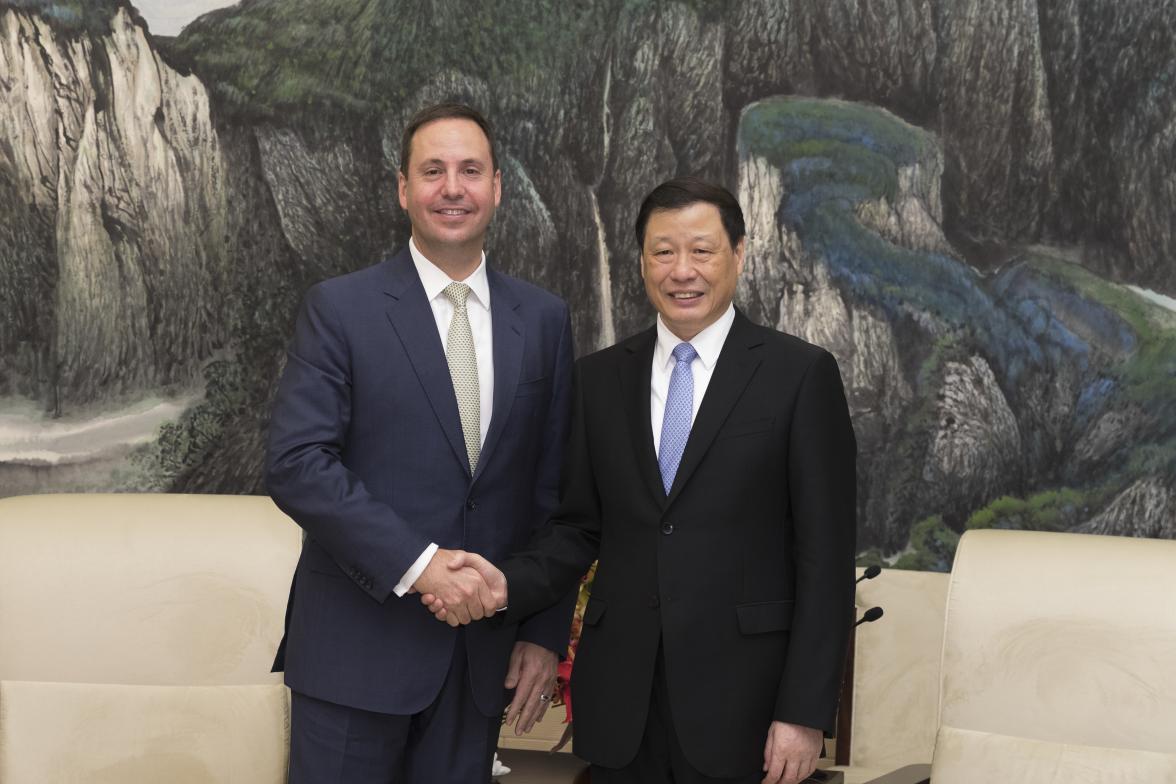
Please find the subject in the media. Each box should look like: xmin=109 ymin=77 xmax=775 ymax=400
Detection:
xmin=443 ymin=282 xmax=480 ymax=473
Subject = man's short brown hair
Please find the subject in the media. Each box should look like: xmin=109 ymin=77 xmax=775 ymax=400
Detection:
xmin=400 ymin=103 xmax=499 ymax=174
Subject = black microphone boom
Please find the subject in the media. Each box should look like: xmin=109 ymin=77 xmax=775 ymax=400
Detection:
xmin=856 ymin=565 xmax=881 ymax=584
xmin=854 ymin=606 xmax=884 ymax=627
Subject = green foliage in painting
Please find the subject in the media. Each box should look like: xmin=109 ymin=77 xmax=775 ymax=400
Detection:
xmin=163 ymin=0 xmax=608 ymax=120
xmin=161 ymin=0 xmax=734 ymax=121
xmin=893 ymin=515 xmax=960 ymax=572
xmin=965 ymin=488 xmax=1093 ymax=533
xmin=127 ymin=358 xmax=251 ymax=490
xmin=1026 ymin=251 xmax=1176 ymax=417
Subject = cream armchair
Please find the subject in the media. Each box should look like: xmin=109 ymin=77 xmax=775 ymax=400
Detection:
xmin=829 ymin=568 xmax=947 ymax=784
xmin=0 ymin=493 xmax=301 ymax=783
xmin=867 ymin=528 xmax=1176 ymax=784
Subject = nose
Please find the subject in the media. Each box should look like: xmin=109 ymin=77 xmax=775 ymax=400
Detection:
xmin=668 ymin=252 xmax=697 ymax=281
xmin=441 ymin=168 xmax=463 ymax=198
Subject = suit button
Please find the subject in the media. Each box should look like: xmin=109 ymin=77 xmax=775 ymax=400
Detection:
xmin=661 ymin=522 xmax=674 ymax=535
xmin=466 ymin=499 xmax=478 ymax=511
xmin=650 ymin=595 xmax=660 ymax=609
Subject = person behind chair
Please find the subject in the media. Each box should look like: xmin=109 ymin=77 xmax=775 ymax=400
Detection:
xmin=429 ymin=177 xmax=857 ymax=784
xmin=265 ymin=102 xmax=576 ymax=783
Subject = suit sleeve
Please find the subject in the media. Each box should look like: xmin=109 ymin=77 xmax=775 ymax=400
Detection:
xmin=775 ymin=350 xmax=857 ymax=733
xmin=265 ymin=284 xmax=431 ymax=603
xmin=513 ymin=309 xmax=581 ymax=654
xmin=501 ymin=356 xmax=604 ymax=626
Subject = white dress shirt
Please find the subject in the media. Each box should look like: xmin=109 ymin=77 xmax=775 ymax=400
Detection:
xmin=393 ymin=238 xmax=494 ymax=596
xmin=651 ymin=305 xmax=736 ymax=457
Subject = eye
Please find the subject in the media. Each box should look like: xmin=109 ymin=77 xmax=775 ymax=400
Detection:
xmin=464 ymin=167 xmax=482 ymax=176
xmin=423 ymin=167 xmax=442 ymax=177
xmin=693 ymin=248 xmax=714 ymax=257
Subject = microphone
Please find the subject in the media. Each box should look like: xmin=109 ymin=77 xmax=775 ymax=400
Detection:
xmin=856 ymin=565 xmax=881 ymax=584
xmin=854 ymin=606 xmax=883 ymax=627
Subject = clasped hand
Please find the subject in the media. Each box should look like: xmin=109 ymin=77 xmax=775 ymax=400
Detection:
xmin=412 ymin=549 xmax=506 ymax=626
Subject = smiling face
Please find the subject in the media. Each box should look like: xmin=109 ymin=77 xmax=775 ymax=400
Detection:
xmin=640 ymin=201 xmax=746 ymax=341
xmin=398 ymin=117 xmax=501 ymax=275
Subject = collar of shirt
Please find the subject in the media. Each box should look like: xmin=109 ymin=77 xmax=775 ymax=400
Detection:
xmin=653 ymin=304 xmax=736 ymax=373
xmin=408 ymin=237 xmax=491 ymax=311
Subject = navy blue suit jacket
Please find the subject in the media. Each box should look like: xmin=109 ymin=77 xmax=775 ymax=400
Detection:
xmin=266 ymin=247 xmax=576 ymax=717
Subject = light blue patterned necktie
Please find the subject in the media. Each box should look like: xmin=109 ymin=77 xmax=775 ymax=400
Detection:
xmin=658 ymin=342 xmax=697 ymax=494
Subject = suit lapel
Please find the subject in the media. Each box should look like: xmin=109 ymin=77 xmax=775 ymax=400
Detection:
xmin=665 ymin=312 xmax=764 ymax=507
xmin=473 ymin=269 xmax=524 ymax=483
xmin=381 ymin=249 xmax=470 ymax=476
xmin=618 ymin=328 xmax=666 ymax=509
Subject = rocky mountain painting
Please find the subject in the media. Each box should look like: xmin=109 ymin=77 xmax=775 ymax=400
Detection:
xmin=1 ymin=0 xmax=1173 ymax=569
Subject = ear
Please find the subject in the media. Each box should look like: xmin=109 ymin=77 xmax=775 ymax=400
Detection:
xmin=397 ymin=170 xmax=408 ymax=210
xmin=493 ymin=168 xmax=502 ymax=208
xmin=734 ymin=236 xmax=746 ymax=275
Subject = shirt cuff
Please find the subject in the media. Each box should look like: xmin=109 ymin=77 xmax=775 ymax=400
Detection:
xmin=393 ymin=543 xmax=439 ymax=597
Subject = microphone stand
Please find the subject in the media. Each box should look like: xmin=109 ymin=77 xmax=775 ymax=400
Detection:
xmin=835 ymin=567 xmax=885 ymax=768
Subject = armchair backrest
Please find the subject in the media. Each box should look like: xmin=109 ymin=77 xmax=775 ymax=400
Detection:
xmin=932 ymin=529 xmax=1176 ymax=782
xmin=0 ymin=493 xmax=301 ymax=685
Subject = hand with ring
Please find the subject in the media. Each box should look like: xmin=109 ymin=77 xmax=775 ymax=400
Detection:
xmin=503 ymin=641 xmax=559 ymax=735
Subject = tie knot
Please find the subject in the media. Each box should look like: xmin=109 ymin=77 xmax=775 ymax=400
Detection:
xmin=672 ymin=342 xmax=697 ymax=364
xmin=443 ymin=282 xmax=472 ymax=308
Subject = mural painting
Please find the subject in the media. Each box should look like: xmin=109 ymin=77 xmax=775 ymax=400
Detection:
xmin=1 ymin=0 xmax=1173 ymax=569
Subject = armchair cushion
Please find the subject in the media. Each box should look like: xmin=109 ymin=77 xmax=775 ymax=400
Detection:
xmin=933 ymin=726 xmax=1176 ymax=783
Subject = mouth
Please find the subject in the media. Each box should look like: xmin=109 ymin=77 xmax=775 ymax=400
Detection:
xmin=435 ymin=208 xmax=471 ymax=217
xmin=667 ymin=292 xmax=703 ymax=301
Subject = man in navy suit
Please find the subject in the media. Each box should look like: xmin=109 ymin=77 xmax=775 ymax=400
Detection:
xmin=265 ymin=103 xmax=576 ymax=783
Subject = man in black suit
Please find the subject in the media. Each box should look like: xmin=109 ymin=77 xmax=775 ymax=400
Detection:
xmin=428 ymin=177 xmax=856 ymax=784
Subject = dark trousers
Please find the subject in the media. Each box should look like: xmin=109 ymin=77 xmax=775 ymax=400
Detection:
xmin=288 ymin=632 xmax=500 ymax=784
xmin=590 ymin=646 xmax=763 ymax=784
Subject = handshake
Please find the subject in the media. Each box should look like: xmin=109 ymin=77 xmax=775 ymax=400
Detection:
xmin=412 ymin=548 xmax=508 ymax=626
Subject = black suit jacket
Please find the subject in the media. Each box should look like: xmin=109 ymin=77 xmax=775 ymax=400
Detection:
xmin=501 ymin=311 xmax=856 ymax=777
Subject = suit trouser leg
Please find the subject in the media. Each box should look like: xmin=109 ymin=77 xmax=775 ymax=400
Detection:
xmin=402 ymin=629 xmax=502 ymax=784
xmin=288 ymin=630 xmax=500 ymax=784
xmin=288 ymin=691 xmax=410 ymax=784
xmin=591 ymin=642 xmax=762 ymax=784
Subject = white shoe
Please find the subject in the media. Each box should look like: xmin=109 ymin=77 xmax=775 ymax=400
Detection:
xmin=491 ymin=752 xmax=512 ymax=777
